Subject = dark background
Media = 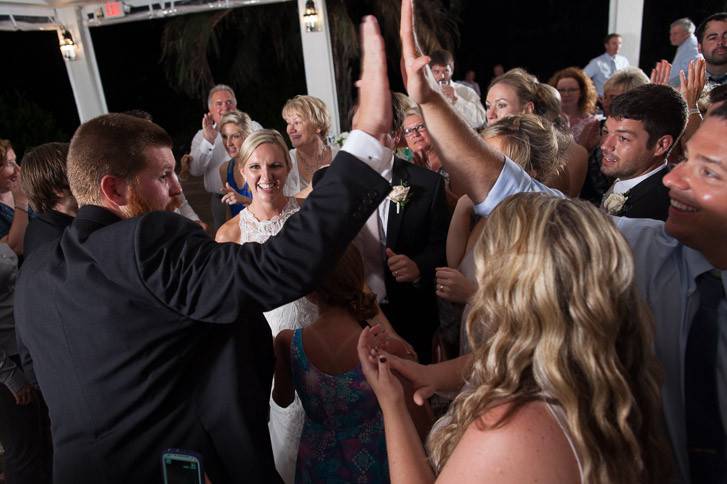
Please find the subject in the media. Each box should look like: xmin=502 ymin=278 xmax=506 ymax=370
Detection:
xmin=1 ymin=0 xmax=726 ymax=159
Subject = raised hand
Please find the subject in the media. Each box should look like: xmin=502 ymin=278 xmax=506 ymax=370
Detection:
xmin=202 ymin=113 xmax=217 ymax=144
xmin=221 ymin=182 xmax=252 ymax=206
xmin=351 ymin=15 xmax=391 ymax=140
xmin=400 ymin=0 xmax=437 ymax=105
xmin=650 ymin=60 xmax=672 ymax=86
xmin=679 ymin=58 xmax=706 ymax=111
xmin=358 ymin=326 xmax=405 ymax=409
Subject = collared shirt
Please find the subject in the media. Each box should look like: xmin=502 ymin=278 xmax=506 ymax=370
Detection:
xmin=450 ymin=82 xmax=487 ymax=130
xmin=706 ymin=70 xmax=727 ymax=94
xmin=670 ymin=34 xmax=702 ymax=87
xmin=474 ymin=157 xmax=726 ymax=483
xmin=610 ymin=162 xmax=667 ymax=195
xmin=584 ymin=52 xmax=630 ymax=97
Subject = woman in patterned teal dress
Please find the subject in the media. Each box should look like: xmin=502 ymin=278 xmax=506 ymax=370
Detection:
xmin=273 ymin=245 xmax=428 ymax=483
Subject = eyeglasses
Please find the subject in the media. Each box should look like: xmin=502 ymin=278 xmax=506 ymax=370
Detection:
xmin=557 ymin=87 xmax=581 ymax=94
xmin=403 ymin=123 xmax=427 ymax=137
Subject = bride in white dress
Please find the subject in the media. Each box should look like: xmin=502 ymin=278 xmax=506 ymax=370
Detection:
xmin=215 ymin=129 xmax=318 ymax=484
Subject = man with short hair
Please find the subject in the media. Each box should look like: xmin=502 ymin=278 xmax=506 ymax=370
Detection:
xmin=600 ymin=84 xmax=686 ymax=221
xmin=188 ymin=84 xmax=262 ymax=231
xmin=14 ymin=16 xmax=397 ymax=482
xmin=669 ymin=18 xmax=702 ymax=87
xmin=697 ymin=12 xmax=727 ymax=91
xmin=584 ymin=33 xmax=630 ymax=97
xmin=429 ymin=49 xmax=486 ymax=129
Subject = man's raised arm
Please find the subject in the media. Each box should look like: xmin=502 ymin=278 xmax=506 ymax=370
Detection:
xmin=400 ymin=0 xmax=504 ymax=204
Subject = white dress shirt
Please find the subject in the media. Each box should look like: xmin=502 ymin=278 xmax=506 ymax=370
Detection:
xmin=584 ymin=52 xmax=630 ymax=97
xmin=450 ymin=81 xmax=487 ymax=130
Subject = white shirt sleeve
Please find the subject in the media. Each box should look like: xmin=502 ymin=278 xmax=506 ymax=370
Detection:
xmin=452 ymin=83 xmax=487 ymax=129
xmin=473 ymin=157 xmax=564 ymax=217
xmin=340 ymin=130 xmax=393 ymax=178
xmin=189 ymin=129 xmax=215 ymax=177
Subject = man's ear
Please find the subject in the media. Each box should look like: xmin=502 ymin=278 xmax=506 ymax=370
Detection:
xmin=99 ymin=175 xmax=130 ymax=207
xmin=653 ymin=134 xmax=674 ymax=157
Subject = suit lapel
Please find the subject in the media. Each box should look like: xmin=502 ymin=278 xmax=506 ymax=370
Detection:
xmin=386 ymin=159 xmax=408 ymax=250
xmin=621 ymin=166 xmax=667 ymax=211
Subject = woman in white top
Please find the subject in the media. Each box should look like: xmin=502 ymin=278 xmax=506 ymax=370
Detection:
xmin=215 ymin=129 xmax=316 ymax=484
xmin=360 ymin=194 xmax=669 ymax=484
xmin=281 ymin=95 xmax=339 ymax=196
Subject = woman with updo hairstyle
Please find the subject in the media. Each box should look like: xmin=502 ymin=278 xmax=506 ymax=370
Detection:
xmin=0 ymin=139 xmax=30 ymax=256
xmin=282 ymin=95 xmax=339 ymax=196
xmin=548 ymin=67 xmax=599 ymax=150
xmin=484 ymin=69 xmax=588 ymax=196
xmin=361 ymin=194 xmax=668 ymax=484
xmin=439 ymin=114 xmax=562 ymax=356
xmin=273 ymin=244 xmax=431 ymax=483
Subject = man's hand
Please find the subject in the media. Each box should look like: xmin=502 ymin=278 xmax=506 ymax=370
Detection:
xmin=650 ymin=60 xmax=672 ymax=86
xmin=11 ymin=174 xmax=29 ymax=210
xmin=680 ymin=58 xmax=706 ymax=111
xmin=400 ymin=0 xmax=437 ymax=105
xmin=351 ymin=16 xmax=391 ymax=140
xmin=202 ymin=113 xmax=217 ymax=144
xmin=13 ymin=383 xmax=34 ymax=406
xmin=386 ymin=248 xmax=421 ymax=283
xmin=435 ymin=267 xmax=476 ymax=303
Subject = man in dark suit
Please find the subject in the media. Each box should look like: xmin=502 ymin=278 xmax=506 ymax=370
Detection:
xmin=600 ymin=84 xmax=686 ymax=220
xmin=13 ymin=17 xmax=394 ymax=484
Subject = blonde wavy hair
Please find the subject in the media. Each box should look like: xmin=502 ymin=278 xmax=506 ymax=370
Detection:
xmin=282 ymin=95 xmax=331 ymax=139
xmin=427 ymin=194 xmax=667 ymax=484
xmin=481 ymin=114 xmax=562 ymax=182
xmin=219 ymin=110 xmax=254 ymax=140
xmin=236 ymin=129 xmax=292 ymax=171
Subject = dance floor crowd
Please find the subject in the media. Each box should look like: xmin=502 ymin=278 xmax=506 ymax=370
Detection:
xmin=1 ymin=2 xmax=726 ymax=483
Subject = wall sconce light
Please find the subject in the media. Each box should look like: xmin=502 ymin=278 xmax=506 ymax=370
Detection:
xmin=59 ymin=28 xmax=78 ymax=61
xmin=303 ymin=0 xmax=321 ymax=32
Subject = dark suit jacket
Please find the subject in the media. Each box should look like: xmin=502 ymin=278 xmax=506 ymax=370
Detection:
xmin=315 ymin=158 xmax=450 ymax=361
xmin=14 ymin=152 xmax=389 ymax=484
xmin=23 ymin=210 xmax=74 ymax=257
xmin=616 ymin=166 xmax=670 ymax=221
xmin=380 ymin=159 xmax=450 ymax=362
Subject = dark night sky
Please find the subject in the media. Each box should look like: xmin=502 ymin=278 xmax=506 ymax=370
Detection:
xmin=2 ymin=0 xmax=726 ymax=157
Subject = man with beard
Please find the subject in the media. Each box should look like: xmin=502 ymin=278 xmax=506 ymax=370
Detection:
xmin=697 ymin=12 xmax=727 ymax=91
xmin=13 ymin=14 xmax=395 ymax=483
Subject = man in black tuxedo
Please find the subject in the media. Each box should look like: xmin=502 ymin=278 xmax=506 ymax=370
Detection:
xmin=14 ymin=16 xmax=394 ymax=484
xmin=599 ymin=84 xmax=687 ymax=220
xmin=343 ymin=93 xmax=450 ymax=363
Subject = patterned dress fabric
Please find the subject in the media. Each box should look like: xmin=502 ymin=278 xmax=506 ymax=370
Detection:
xmin=290 ymin=329 xmax=389 ymax=483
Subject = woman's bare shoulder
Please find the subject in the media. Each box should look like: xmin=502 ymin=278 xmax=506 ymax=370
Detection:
xmin=215 ymin=215 xmax=241 ymax=243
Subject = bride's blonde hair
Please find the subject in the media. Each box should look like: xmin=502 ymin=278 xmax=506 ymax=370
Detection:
xmin=427 ymin=193 xmax=667 ymax=484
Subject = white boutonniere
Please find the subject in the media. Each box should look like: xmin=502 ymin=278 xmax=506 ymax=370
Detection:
xmin=388 ymin=183 xmax=411 ymax=214
xmin=331 ymin=131 xmax=349 ymax=148
xmin=603 ymin=192 xmax=628 ymax=215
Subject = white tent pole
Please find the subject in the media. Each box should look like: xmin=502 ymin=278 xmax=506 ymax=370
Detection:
xmin=296 ymin=0 xmax=340 ymax=135
xmin=55 ymin=5 xmax=108 ymax=123
xmin=609 ymin=0 xmax=644 ymax=67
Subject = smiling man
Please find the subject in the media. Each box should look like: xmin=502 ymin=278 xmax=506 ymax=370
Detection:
xmin=697 ymin=13 xmax=727 ymax=91
xmin=599 ymin=84 xmax=687 ymax=220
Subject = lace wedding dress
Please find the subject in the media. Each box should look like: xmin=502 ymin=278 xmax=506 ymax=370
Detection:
xmin=238 ymin=198 xmax=319 ymax=484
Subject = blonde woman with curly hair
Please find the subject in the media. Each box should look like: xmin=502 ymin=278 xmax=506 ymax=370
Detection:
xmin=360 ymin=193 xmax=668 ymax=484
xmin=549 ymin=67 xmax=599 ymax=150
